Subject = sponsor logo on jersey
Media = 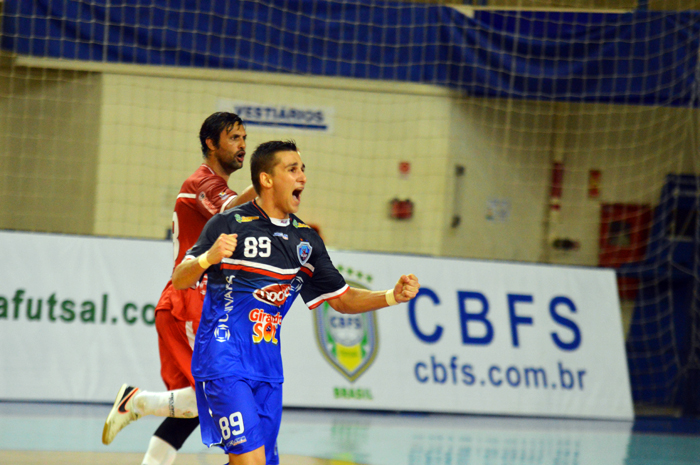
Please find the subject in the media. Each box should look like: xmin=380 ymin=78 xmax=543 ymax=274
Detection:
xmin=291 ymin=276 xmax=304 ymax=292
xmin=215 ymin=281 xmax=234 ymax=342
xmin=199 ymin=192 xmax=218 ymax=215
xmin=218 ymin=191 xmax=230 ymax=200
xmin=297 ymin=242 xmax=312 ymax=265
xmin=234 ymin=214 xmax=259 ymax=223
xmin=215 ymin=324 xmax=230 ymax=342
xmin=292 ymin=219 xmax=312 ymax=229
xmin=249 ymin=309 xmax=282 ymax=344
xmin=273 ymin=232 xmax=288 ymax=240
xmin=314 ymin=270 xmax=378 ymax=382
xmin=196 ymin=275 xmax=208 ymax=296
xmin=227 ymin=436 xmax=247 ymax=447
xmin=253 ymin=283 xmax=291 ymax=307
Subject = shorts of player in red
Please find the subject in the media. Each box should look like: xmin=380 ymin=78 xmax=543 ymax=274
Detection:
xmin=155 ymin=310 xmax=198 ymax=390
xmin=195 ymin=375 xmax=282 ymax=464
xmin=155 ymin=282 xmax=203 ymax=390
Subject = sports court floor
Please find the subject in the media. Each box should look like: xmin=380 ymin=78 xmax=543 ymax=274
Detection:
xmin=1 ymin=402 xmax=699 ymax=465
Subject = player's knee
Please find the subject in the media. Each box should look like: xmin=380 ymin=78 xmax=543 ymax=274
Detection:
xmin=153 ymin=417 xmax=200 ymax=450
xmin=228 ymin=445 xmax=266 ymax=465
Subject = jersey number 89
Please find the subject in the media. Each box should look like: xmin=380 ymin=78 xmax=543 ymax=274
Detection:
xmin=219 ymin=412 xmax=244 ymax=439
xmin=244 ymin=237 xmax=271 ymax=258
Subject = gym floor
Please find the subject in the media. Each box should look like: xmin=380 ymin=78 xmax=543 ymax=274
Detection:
xmin=1 ymin=402 xmax=699 ymax=465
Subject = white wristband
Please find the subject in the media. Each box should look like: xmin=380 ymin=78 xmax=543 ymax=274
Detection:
xmin=385 ymin=289 xmax=398 ymax=306
xmin=198 ymin=253 xmax=212 ymax=269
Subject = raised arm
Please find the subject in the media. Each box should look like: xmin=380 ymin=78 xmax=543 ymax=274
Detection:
xmin=172 ymin=233 xmax=238 ymax=290
xmin=327 ymin=274 xmax=419 ymax=314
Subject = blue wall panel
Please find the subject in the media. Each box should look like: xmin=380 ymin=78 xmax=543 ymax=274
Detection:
xmin=2 ymin=1 xmax=699 ymax=105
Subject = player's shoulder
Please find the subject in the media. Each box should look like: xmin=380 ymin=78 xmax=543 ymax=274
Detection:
xmin=289 ymin=215 xmax=322 ymax=241
xmin=180 ymin=164 xmax=219 ymax=191
xmin=188 ymin=163 xmax=215 ymax=181
xmin=220 ymin=202 xmax=265 ymax=226
xmin=190 ymin=164 xmax=229 ymax=184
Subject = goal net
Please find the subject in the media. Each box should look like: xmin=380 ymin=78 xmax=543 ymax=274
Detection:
xmin=1 ymin=0 xmax=699 ymax=411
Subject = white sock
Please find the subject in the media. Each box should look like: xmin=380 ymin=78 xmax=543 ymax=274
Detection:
xmin=141 ymin=435 xmax=177 ymax=465
xmin=133 ymin=387 xmax=198 ymax=418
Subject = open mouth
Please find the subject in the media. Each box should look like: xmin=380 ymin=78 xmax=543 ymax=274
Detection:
xmin=292 ymin=188 xmax=303 ymax=202
xmin=236 ymin=152 xmax=245 ymax=163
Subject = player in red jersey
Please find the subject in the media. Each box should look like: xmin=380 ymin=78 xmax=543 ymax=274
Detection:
xmin=102 ymin=112 xmax=257 ymax=465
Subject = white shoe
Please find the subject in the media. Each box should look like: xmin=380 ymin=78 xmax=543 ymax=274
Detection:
xmin=102 ymin=384 xmax=141 ymax=445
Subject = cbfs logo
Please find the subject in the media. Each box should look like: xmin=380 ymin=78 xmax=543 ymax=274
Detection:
xmin=314 ymin=266 xmax=377 ymax=382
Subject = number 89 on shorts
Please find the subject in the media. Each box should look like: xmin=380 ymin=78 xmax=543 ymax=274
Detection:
xmin=219 ymin=412 xmax=244 ymax=440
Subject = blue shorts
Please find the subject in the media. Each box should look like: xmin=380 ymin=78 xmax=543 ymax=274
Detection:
xmin=195 ymin=375 xmax=282 ymax=464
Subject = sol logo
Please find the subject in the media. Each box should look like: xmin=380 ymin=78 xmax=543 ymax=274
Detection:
xmin=253 ymin=284 xmax=291 ymax=307
xmin=249 ymin=309 xmax=282 ymax=345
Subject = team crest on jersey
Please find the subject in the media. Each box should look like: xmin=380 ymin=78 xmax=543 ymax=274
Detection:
xmin=314 ymin=269 xmax=377 ymax=382
xmin=297 ymin=242 xmax=312 ymax=265
xmin=234 ymin=214 xmax=259 ymax=223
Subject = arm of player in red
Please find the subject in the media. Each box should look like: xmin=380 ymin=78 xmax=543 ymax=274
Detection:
xmin=327 ymin=273 xmax=419 ymax=314
xmin=172 ymin=233 xmax=238 ymax=290
xmin=226 ymin=185 xmax=257 ymax=210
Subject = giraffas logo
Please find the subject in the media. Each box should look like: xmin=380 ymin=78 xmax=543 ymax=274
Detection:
xmin=314 ymin=266 xmax=378 ymax=382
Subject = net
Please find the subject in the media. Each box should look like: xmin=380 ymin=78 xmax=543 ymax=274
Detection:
xmin=1 ymin=0 xmax=699 ymax=411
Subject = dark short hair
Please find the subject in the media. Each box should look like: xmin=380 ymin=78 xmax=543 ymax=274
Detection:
xmin=250 ymin=140 xmax=299 ymax=194
xmin=199 ymin=112 xmax=244 ymax=157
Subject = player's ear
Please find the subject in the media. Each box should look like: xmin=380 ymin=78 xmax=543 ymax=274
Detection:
xmin=260 ymin=171 xmax=273 ymax=189
xmin=205 ymin=137 xmax=218 ymax=153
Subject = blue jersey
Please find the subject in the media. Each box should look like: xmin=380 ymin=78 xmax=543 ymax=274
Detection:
xmin=187 ymin=201 xmax=348 ymax=383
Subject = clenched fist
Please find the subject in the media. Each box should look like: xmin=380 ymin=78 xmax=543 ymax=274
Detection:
xmin=204 ymin=233 xmax=238 ymax=265
xmin=392 ymin=274 xmax=419 ymax=304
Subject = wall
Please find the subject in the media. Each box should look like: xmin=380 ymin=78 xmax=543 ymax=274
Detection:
xmin=548 ymin=103 xmax=698 ymax=266
xmin=442 ymin=98 xmax=554 ymax=262
xmin=93 ymin=71 xmax=455 ymax=256
xmin=0 ymin=71 xmax=9 ymax=227
xmin=441 ymin=98 xmax=700 ymax=266
xmin=1 ymin=61 xmax=698 ymax=263
xmin=0 ymin=66 xmax=101 ymax=234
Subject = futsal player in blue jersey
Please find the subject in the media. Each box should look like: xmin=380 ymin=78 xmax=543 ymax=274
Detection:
xmin=172 ymin=140 xmax=419 ymax=465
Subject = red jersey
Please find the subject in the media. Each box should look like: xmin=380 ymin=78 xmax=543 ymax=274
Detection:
xmin=172 ymin=164 xmax=238 ymax=268
xmin=157 ymin=164 xmax=238 ymax=322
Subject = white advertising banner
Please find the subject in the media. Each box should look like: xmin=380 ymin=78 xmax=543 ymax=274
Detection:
xmin=281 ymin=252 xmax=634 ymax=420
xmin=0 ymin=231 xmax=633 ymax=420
xmin=0 ymin=231 xmax=169 ymax=402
